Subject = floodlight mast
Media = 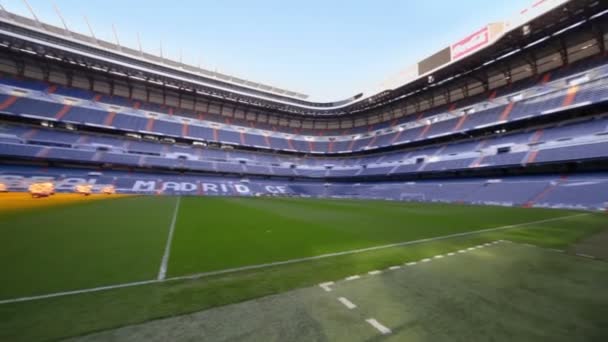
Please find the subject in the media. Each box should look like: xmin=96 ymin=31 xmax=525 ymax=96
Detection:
xmin=50 ymin=0 xmax=71 ymax=37
xmin=21 ymin=0 xmax=41 ymax=26
xmin=112 ymin=23 xmax=121 ymax=51
xmin=83 ymin=15 xmax=98 ymax=44
xmin=136 ymin=32 xmax=143 ymax=56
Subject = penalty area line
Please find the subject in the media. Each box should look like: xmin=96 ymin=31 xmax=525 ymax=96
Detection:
xmin=157 ymin=196 xmax=181 ymax=281
xmin=0 ymin=212 xmax=588 ymax=305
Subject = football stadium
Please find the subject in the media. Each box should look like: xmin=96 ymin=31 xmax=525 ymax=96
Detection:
xmin=1 ymin=0 xmax=608 ymax=341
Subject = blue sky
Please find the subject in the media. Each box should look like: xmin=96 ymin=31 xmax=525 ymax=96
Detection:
xmin=4 ymin=0 xmax=533 ymax=100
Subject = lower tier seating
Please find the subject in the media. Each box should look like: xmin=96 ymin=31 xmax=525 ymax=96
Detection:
xmin=1 ymin=165 xmax=607 ymax=210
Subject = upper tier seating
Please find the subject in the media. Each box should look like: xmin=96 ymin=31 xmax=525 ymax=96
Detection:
xmin=0 ymin=56 xmax=607 ymax=154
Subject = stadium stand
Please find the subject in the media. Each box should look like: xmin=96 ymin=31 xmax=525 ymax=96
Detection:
xmin=0 ymin=0 xmax=607 ymax=211
xmin=1 ymin=165 xmax=607 ymax=210
xmin=0 ymin=58 xmax=607 ymax=156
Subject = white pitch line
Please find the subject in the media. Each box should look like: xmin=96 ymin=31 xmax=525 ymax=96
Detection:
xmin=345 ymin=275 xmax=361 ymax=281
xmin=0 ymin=213 xmax=588 ymax=305
xmin=502 ymin=240 xmax=599 ymax=260
xmin=447 ymin=252 xmax=455 ymax=256
xmin=502 ymin=240 xmax=570 ymax=254
xmin=421 ymin=258 xmax=431 ymax=263
xmin=405 ymin=261 xmax=417 ymax=266
xmin=0 ymin=279 xmax=161 ymax=305
xmin=368 ymin=270 xmax=382 ymax=275
xmin=366 ymin=318 xmax=392 ymax=335
xmin=319 ymin=282 xmax=334 ymax=292
xmin=389 ymin=265 xmax=401 ymax=270
xmin=157 ymin=196 xmax=181 ymax=280
xmin=163 ymin=214 xmax=588 ymax=285
xmin=576 ymin=253 xmax=596 ymax=259
xmin=338 ymin=297 xmax=357 ymax=309
xmin=458 ymin=250 xmax=467 ymax=253
xmin=434 ymin=255 xmax=444 ymax=259
xmin=467 ymin=247 xmax=476 ymax=251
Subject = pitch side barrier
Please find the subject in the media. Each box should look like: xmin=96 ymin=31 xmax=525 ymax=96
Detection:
xmin=2 ymin=165 xmax=608 ymax=211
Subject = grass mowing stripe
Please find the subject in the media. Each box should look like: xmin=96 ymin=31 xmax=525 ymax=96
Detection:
xmin=160 ymin=212 xmax=591 ymax=282
xmin=0 ymin=195 xmax=177 ymax=299
xmin=0 ymin=211 xmax=588 ymax=305
xmin=157 ymin=196 xmax=181 ymax=280
xmin=168 ymin=197 xmax=580 ymax=276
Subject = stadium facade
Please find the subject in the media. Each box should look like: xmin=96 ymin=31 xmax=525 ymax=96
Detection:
xmin=1 ymin=0 xmax=608 ymax=210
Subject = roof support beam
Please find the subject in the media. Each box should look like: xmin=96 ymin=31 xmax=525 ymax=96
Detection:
xmin=0 ymin=4 xmax=10 ymax=20
xmin=20 ymin=0 xmax=42 ymax=28
xmin=51 ymin=1 xmax=72 ymax=37
xmin=557 ymin=35 xmax=569 ymax=66
xmin=522 ymin=51 xmax=538 ymax=76
xmin=87 ymin=75 xmax=94 ymax=91
xmin=109 ymin=78 xmax=115 ymax=98
xmin=592 ymin=22 xmax=605 ymax=55
xmin=66 ymin=70 xmax=74 ymax=87
xmin=468 ymin=72 xmax=489 ymax=92
xmin=428 ymin=91 xmax=435 ymax=108
xmin=462 ymin=80 xmax=470 ymax=98
xmin=503 ymin=67 xmax=512 ymax=86
xmin=14 ymin=56 xmax=25 ymax=77
xmin=83 ymin=15 xmax=99 ymax=45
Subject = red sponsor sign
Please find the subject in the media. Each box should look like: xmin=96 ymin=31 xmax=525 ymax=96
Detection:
xmin=451 ymin=27 xmax=490 ymax=61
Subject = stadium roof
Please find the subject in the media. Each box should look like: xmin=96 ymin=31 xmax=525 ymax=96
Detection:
xmin=0 ymin=0 xmax=605 ymax=116
xmin=0 ymin=5 xmax=310 ymax=100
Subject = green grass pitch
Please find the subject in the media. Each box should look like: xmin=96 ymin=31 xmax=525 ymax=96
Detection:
xmin=0 ymin=194 xmax=606 ymax=341
xmin=74 ymin=242 xmax=608 ymax=342
xmin=168 ymin=196 xmax=581 ymax=275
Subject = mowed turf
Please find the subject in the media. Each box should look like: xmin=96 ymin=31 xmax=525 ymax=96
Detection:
xmin=71 ymin=242 xmax=608 ymax=342
xmin=0 ymin=194 xmax=587 ymax=299
xmin=0 ymin=193 xmax=176 ymax=299
xmin=167 ymin=196 xmax=579 ymax=276
xmin=0 ymin=202 xmax=605 ymax=342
